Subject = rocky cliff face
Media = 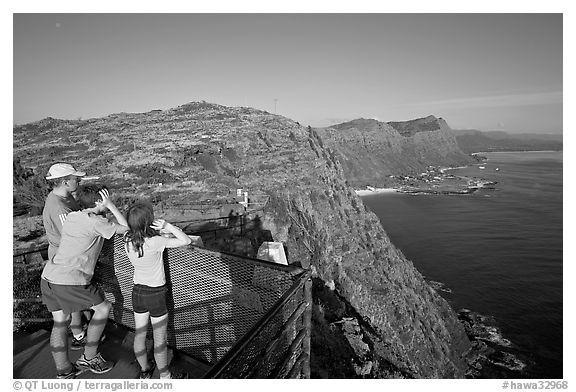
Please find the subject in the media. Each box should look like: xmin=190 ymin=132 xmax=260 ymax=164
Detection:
xmin=13 ymin=102 xmax=471 ymax=377
xmin=315 ymin=116 xmax=475 ymax=188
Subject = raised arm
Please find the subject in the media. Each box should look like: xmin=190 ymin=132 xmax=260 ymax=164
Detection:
xmin=99 ymin=189 xmax=129 ymax=233
xmin=150 ymin=219 xmax=192 ymax=248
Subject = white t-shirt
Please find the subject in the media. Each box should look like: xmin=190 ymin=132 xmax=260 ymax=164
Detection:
xmin=126 ymin=236 xmax=170 ymax=287
xmin=42 ymin=211 xmax=118 ymax=285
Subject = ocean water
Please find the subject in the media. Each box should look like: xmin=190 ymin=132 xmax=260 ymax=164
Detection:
xmin=361 ymin=151 xmax=563 ymax=379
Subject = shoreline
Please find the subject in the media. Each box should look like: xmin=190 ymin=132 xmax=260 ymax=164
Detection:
xmin=439 ymin=165 xmax=469 ymax=173
xmin=355 ymin=160 xmax=499 ymax=196
xmin=355 ymin=188 xmax=397 ymax=196
xmin=471 ymin=150 xmax=562 ymax=155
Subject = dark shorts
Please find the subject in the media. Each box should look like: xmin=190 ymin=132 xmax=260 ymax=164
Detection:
xmin=132 ymin=284 xmax=168 ymax=317
xmin=41 ymin=279 xmax=105 ymax=314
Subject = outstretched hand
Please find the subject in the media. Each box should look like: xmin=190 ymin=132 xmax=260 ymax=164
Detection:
xmin=150 ymin=219 xmax=167 ymax=231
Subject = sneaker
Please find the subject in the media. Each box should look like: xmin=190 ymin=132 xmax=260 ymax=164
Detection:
xmin=169 ymin=371 xmax=188 ymax=379
xmin=71 ymin=333 xmax=107 ymax=351
xmin=57 ymin=364 xmax=83 ymax=379
xmin=76 ymin=352 xmax=114 ymax=374
xmin=138 ymin=361 xmax=156 ymax=379
xmin=70 ymin=334 xmax=86 ymax=351
xmin=160 ymin=370 xmax=188 ymax=380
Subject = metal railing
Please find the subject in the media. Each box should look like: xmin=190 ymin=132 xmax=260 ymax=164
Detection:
xmin=13 ymin=234 xmax=312 ymax=379
xmin=205 ymin=268 xmax=311 ymax=378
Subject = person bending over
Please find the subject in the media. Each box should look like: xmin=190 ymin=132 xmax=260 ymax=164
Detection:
xmin=41 ymin=185 xmax=128 ymax=378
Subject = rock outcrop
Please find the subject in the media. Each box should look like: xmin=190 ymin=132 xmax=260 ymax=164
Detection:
xmin=315 ymin=116 xmax=475 ymax=188
xmin=13 ymin=102 xmax=471 ymax=377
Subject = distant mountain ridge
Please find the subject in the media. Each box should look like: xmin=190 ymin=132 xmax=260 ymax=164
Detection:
xmin=315 ymin=115 xmax=475 ymax=188
xmin=388 ymin=115 xmax=442 ymax=136
xmin=453 ymin=129 xmax=563 ymax=153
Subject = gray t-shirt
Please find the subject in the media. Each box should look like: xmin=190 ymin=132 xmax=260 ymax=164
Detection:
xmin=42 ymin=211 xmax=118 ymax=285
xmin=42 ymin=191 xmax=81 ymax=260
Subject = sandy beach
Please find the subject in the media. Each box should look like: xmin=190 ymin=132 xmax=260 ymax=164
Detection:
xmin=355 ymin=188 xmax=398 ymax=196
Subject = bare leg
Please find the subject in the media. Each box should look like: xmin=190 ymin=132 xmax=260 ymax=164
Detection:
xmin=83 ymin=300 xmax=111 ymax=359
xmin=151 ymin=314 xmax=170 ymax=378
xmin=69 ymin=312 xmax=84 ymax=337
xmin=133 ymin=312 xmax=151 ymax=371
xmin=50 ymin=310 xmax=72 ymax=374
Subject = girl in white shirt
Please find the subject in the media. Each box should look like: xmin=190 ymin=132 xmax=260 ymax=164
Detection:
xmin=124 ymin=202 xmax=191 ymax=379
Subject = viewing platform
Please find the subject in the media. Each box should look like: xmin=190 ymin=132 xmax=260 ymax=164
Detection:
xmin=14 ymin=233 xmax=311 ymax=379
xmin=14 ymin=323 xmax=210 ymax=379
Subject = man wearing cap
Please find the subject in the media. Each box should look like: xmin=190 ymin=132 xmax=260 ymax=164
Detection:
xmin=44 ymin=163 xmax=86 ymax=260
xmin=43 ymin=163 xmax=91 ymax=352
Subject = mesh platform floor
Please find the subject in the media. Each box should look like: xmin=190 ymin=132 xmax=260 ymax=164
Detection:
xmin=13 ymin=323 xmax=211 ymax=379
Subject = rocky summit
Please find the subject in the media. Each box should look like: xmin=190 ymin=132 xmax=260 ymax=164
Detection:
xmin=13 ymin=102 xmax=472 ymax=378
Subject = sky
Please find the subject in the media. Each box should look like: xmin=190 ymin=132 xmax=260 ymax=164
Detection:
xmin=13 ymin=13 xmax=563 ymax=134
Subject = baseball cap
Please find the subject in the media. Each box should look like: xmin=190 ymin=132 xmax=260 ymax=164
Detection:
xmin=45 ymin=163 xmax=87 ymax=180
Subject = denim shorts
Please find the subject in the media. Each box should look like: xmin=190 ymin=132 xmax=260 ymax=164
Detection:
xmin=132 ymin=284 xmax=168 ymax=317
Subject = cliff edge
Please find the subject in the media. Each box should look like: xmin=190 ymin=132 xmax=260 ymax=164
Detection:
xmin=315 ymin=116 xmax=475 ymax=188
xmin=13 ymin=102 xmax=471 ymax=377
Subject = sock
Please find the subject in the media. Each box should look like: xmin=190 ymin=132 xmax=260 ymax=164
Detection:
xmin=51 ymin=319 xmax=72 ymax=374
xmin=84 ymin=316 xmax=107 ymax=359
xmin=74 ymin=331 xmax=85 ymax=341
